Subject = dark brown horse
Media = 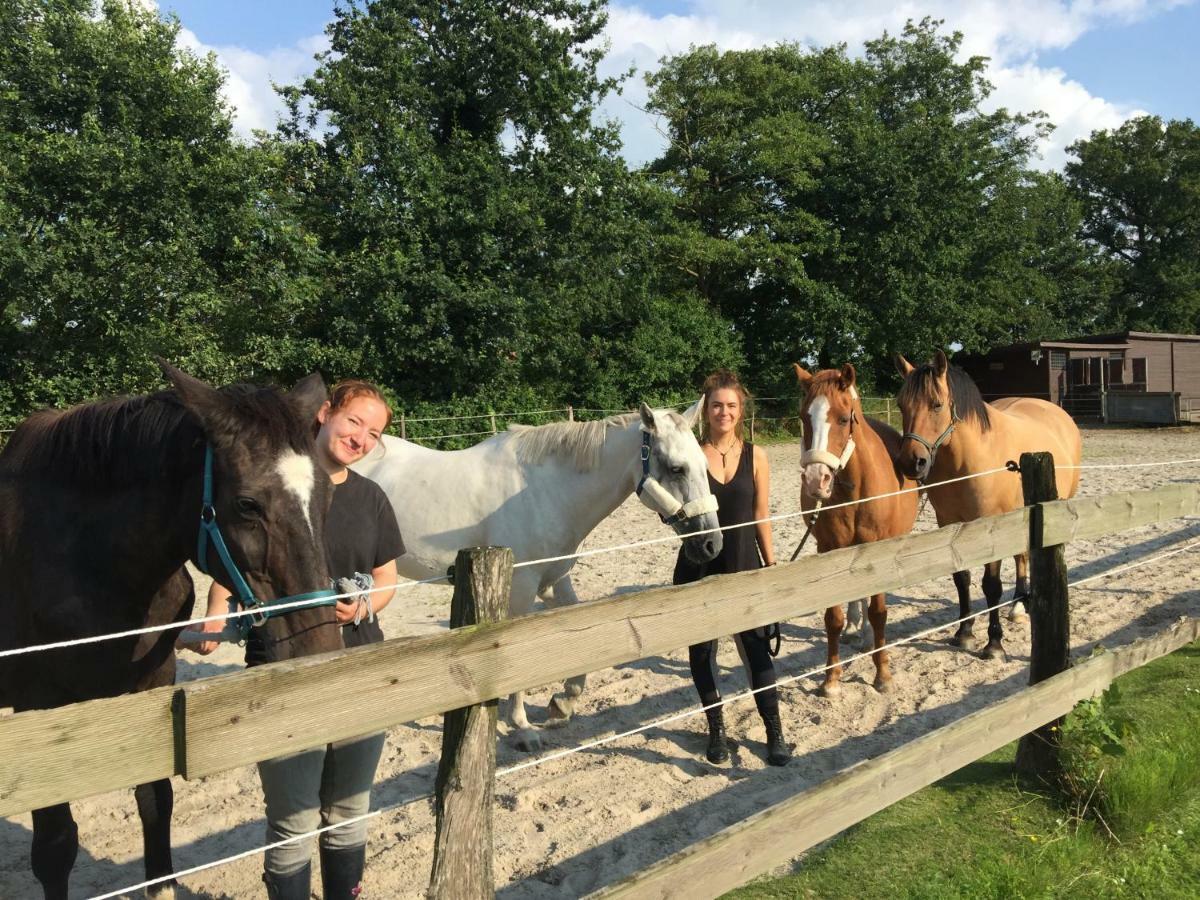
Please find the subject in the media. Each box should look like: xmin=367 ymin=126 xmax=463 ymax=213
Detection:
xmin=795 ymin=364 xmax=919 ymax=695
xmin=895 ymin=350 xmax=1082 ymax=659
xmin=0 ymin=363 xmax=344 ymax=899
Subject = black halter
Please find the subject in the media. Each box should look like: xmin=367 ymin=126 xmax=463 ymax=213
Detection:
xmin=901 ymin=401 xmax=959 ymax=483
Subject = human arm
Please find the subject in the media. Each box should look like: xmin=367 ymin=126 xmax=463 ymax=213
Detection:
xmin=334 ymin=558 xmax=399 ymax=624
xmin=753 ymin=444 xmax=776 ymax=566
xmin=177 ymin=581 xmax=232 ymax=654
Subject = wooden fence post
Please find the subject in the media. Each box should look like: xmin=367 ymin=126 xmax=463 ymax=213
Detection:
xmin=399 ymin=413 xmax=406 ymax=440
xmin=567 ymin=404 xmax=574 ymax=422
xmin=429 ymin=547 xmax=512 ymax=899
xmin=1015 ymin=451 xmax=1070 ymax=778
xmin=490 ymin=413 xmax=498 ymax=435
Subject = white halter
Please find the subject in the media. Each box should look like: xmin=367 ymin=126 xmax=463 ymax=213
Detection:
xmin=801 ymin=437 xmax=856 ymax=473
xmin=635 ymin=430 xmax=719 ymax=525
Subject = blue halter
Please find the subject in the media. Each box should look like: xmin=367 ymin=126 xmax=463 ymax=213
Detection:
xmin=196 ymin=444 xmax=338 ymax=632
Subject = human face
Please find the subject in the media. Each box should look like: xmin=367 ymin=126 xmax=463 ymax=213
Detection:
xmin=316 ymin=395 xmax=389 ymax=472
xmin=705 ymin=388 xmax=742 ymax=440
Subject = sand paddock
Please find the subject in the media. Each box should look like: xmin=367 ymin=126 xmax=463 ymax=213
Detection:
xmin=2 ymin=425 xmax=1198 ymax=898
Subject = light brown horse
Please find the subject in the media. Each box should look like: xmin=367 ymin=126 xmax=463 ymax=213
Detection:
xmin=795 ymin=363 xmax=919 ymax=696
xmin=895 ymin=350 xmax=1082 ymax=659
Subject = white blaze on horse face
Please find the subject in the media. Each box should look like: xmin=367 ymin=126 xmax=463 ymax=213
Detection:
xmin=276 ymin=450 xmax=317 ymax=537
xmin=807 ymin=395 xmax=832 ymax=455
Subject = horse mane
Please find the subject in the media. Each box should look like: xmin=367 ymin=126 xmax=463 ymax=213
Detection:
xmin=898 ymin=363 xmax=992 ymax=432
xmin=805 ymin=369 xmax=860 ymax=404
xmin=0 ymin=384 xmax=310 ymax=486
xmin=509 ymin=413 xmax=638 ymax=471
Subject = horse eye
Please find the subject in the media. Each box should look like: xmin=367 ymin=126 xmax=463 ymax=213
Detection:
xmin=235 ymin=496 xmax=263 ymax=519
xmin=839 ymin=416 xmax=850 ymax=426
xmin=933 ymin=402 xmax=944 ymax=411
xmin=670 ymin=465 xmax=686 ymax=476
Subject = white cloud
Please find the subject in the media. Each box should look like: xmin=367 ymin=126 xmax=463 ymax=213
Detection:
xmin=176 ymin=29 xmax=328 ymax=137
xmin=156 ymin=0 xmax=1182 ymax=165
xmin=598 ymin=0 xmax=1182 ymax=168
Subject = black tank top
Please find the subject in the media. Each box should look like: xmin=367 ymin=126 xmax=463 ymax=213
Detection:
xmin=673 ymin=441 xmax=761 ymax=585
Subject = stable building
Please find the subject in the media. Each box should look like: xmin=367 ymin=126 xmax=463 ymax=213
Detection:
xmin=955 ymin=331 xmax=1200 ymax=424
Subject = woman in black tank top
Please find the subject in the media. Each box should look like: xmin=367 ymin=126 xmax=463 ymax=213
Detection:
xmin=673 ymin=369 xmax=790 ymax=766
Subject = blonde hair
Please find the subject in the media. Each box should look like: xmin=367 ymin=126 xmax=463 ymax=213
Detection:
xmin=699 ymin=368 xmax=752 ymax=444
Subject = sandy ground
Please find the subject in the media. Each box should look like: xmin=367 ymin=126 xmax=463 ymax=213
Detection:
xmin=3 ymin=425 xmax=1200 ymax=899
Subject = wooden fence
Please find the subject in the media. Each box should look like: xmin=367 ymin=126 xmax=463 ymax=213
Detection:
xmin=1 ymin=467 xmax=1198 ymax=896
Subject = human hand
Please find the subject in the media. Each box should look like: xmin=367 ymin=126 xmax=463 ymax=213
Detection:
xmin=178 ymin=618 xmax=225 ymax=655
xmin=335 ymin=598 xmax=360 ymax=625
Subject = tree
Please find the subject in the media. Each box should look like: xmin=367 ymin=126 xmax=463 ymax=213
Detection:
xmin=0 ymin=0 xmax=322 ymax=422
xmin=646 ymin=20 xmax=1093 ymax=392
xmin=1066 ymin=116 xmax=1200 ymax=334
xmin=276 ymin=0 xmax=738 ymax=411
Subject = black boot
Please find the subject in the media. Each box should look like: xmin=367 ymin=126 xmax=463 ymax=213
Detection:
xmin=704 ymin=706 xmax=731 ymax=764
xmin=320 ymin=844 xmax=366 ymax=899
xmin=762 ymin=712 xmax=791 ymax=767
xmin=263 ymin=862 xmax=311 ymax=900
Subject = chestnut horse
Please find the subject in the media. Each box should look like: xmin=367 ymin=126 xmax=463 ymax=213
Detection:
xmin=0 ymin=364 xmax=343 ymax=899
xmin=895 ymin=350 xmax=1082 ymax=659
xmin=795 ymin=363 xmax=919 ymax=696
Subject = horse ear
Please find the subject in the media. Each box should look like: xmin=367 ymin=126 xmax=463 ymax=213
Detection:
xmin=680 ymin=397 xmax=703 ymax=429
xmin=792 ymin=363 xmax=813 ymax=387
xmin=839 ymin=363 xmax=856 ymax=391
xmin=639 ymin=402 xmax=657 ymax=432
xmin=287 ymin=372 xmax=329 ymax=426
xmin=158 ymin=358 xmax=229 ymax=431
xmin=894 ymin=354 xmax=914 ymax=377
xmin=933 ymin=350 xmax=949 ymax=377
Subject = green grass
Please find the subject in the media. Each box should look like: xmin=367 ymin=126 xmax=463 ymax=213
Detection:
xmin=726 ymin=644 xmax=1200 ymax=900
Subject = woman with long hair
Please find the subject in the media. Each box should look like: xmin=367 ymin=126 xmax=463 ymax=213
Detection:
xmin=673 ymin=369 xmax=790 ymax=766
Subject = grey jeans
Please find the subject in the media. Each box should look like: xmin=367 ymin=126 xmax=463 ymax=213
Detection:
xmin=257 ymin=731 xmax=386 ymax=875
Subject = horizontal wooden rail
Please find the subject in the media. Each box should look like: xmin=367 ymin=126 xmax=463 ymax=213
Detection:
xmin=1 ymin=479 xmax=1194 ymax=816
xmin=1041 ymin=483 xmax=1200 ymax=546
xmin=178 ymin=507 xmax=1029 ymax=777
xmin=590 ymin=616 xmax=1200 ymax=899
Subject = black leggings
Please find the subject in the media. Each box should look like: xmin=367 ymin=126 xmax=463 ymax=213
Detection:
xmin=689 ymin=628 xmax=778 ymax=718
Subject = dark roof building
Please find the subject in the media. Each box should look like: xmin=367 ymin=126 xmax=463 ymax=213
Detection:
xmin=954 ymin=331 xmax=1200 ymax=424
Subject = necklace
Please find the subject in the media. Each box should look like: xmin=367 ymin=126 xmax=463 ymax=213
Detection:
xmin=713 ymin=437 xmax=740 ymax=468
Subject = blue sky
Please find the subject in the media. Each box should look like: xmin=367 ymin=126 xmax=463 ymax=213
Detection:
xmin=158 ymin=0 xmax=1199 ymax=170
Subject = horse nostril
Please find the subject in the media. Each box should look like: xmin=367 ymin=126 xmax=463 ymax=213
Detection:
xmin=704 ymin=539 xmax=716 ymax=556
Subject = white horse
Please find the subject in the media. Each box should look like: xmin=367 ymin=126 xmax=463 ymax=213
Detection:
xmin=354 ymin=401 xmax=722 ymax=750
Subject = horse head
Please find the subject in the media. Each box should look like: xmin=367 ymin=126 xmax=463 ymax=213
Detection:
xmin=894 ymin=350 xmax=959 ymax=481
xmin=794 ymin=362 xmax=860 ymax=501
xmin=636 ymin=400 xmax=723 ymax=563
xmin=162 ymin=362 xmax=342 ymax=661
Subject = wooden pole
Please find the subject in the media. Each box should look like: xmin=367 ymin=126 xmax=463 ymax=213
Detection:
xmin=399 ymin=413 xmax=406 ymax=440
xmin=1015 ymin=451 xmax=1070 ymax=778
xmin=567 ymin=404 xmax=574 ymax=422
xmin=490 ymin=413 xmax=498 ymax=435
xmin=429 ymin=547 xmax=512 ymax=900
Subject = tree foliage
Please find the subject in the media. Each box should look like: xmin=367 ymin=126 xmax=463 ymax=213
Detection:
xmin=0 ymin=0 xmax=323 ymax=422
xmin=1066 ymin=116 xmax=1200 ymax=334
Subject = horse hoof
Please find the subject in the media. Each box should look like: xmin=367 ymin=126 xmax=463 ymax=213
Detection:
xmin=513 ymin=731 xmax=543 ymax=753
xmin=544 ymin=697 xmax=573 ymax=728
xmin=819 ymin=681 xmax=842 ymax=698
xmin=874 ymin=678 xmax=894 ymax=694
xmin=1008 ymin=608 xmax=1029 ymax=624
xmin=948 ymin=632 xmax=976 ymax=650
xmin=979 ymin=642 xmax=1007 ymax=662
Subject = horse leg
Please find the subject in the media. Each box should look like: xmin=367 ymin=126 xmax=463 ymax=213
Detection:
xmin=948 ymin=569 xmax=976 ymax=650
xmin=1010 ymin=553 xmax=1030 ymax=622
xmin=135 ymin=779 xmax=176 ymax=897
xmin=31 ymin=804 xmax=78 ymax=900
xmin=868 ymin=593 xmax=892 ymax=692
xmin=819 ymin=605 xmax=845 ymax=698
xmin=506 ymin=690 xmax=542 ymax=753
xmin=981 ymin=560 xmax=1007 ymax=660
xmin=542 ymin=577 xmax=587 ymax=726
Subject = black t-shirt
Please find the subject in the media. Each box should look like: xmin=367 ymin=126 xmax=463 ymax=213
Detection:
xmin=245 ymin=469 xmax=404 ymax=665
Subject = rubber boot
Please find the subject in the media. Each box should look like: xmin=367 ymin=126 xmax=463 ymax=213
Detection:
xmin=320 ymin=843 xmax=366 ymax=899
xmin=762 ymin=712 xmax=791 ymax=767
xmin=704 ymin=706 xmax=730 ymax=764
xmin=263 ymin=862 xmax=311 ymax=900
